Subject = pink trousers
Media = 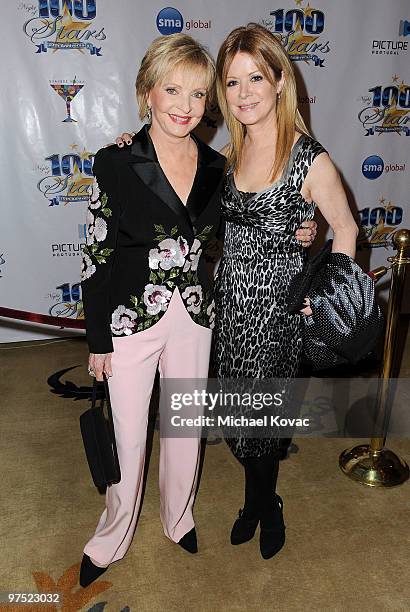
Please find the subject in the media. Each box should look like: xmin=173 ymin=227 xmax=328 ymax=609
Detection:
xmin=83 ymin=289 xmax=212 ymax=566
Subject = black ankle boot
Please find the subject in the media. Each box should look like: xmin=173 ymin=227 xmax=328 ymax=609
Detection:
xmin=178 ymin=527 xmax=198 ymax=554
xmin=231 ymin=508 xmax=260 ymax=545
xmin=79 ymin=554 xmax=108 ymax=588
xmin=259 ymin=494 xmax=286 ymax=559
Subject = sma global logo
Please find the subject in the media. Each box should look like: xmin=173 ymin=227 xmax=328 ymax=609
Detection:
xmin=157 ymin=7 xmax=184 ymax=35
xmin=362 ymin=155 xmax=384 ymax=180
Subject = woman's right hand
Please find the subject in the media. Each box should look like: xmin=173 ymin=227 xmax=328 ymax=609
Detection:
xmin=116 ymin=132 xmax=135 ymax=147
xmin=104 ymin=132 xmax=135 ymax=148
xmin=88 ymin=353 xmax=113 ymax=381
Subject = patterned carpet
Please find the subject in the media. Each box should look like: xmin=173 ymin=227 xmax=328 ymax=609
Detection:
xmin=0 ymin=334 xmax=409 ymax=612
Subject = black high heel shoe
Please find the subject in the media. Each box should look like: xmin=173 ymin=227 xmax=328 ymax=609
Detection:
xmin=259 ymin=494 xmax=286 ymax=559
xmin=231 ymin=508 xmax=260 ymax=545
xmin=178 ymin=527 xmax=198 ymax=554
xmin=79 ymin=554 xmax=109 ymax=588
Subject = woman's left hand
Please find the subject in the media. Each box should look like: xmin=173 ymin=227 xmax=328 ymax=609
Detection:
xmin=295 ymin=220 xmax=317 ymax=247
xmin=295 ymin=221 xmax=317 ymax=249
xmin=300 ymin=297 xmax=312 ymax=316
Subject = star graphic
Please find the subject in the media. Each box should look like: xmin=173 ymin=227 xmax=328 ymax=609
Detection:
xmin=287 ymin=20 xmax=318 ymax=59
xmin=381 ymin=104 xmax=409 ymax=129
xmin=295 ymin=0 xmax=303 ymax=5
xmin=54 ymin=2 xmax=90 ymax=48
xmin=371 ymin=221 xmax=395 ymax=244
xmin=80 ymin=149 xmax=92 ymax=161
xmin=304 ymin=3 xmax=315 ymax=17
xmin=379 ymin=196 xmax=386 ymax=205
xmin=384 ymin=201 xmax=396 ymax=213
xmin=392 ymin=74 xmax=400 ymax=83
xmin=67 ymin=162 xmax=93 ymax=196
xmin=70 ymin=143 xmax=78 ymax=150
xmin=399 ymin=80 xmax=408 ymax=93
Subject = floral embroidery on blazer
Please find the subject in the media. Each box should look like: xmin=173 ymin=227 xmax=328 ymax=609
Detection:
xmin=81 ymin=177 xmax=113 ymax=281
xmin=80 ymin=124 xmax=225 ymax=353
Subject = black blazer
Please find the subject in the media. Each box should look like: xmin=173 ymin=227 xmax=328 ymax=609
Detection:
xmin=81 ymin=124 xmax=226 ymax=354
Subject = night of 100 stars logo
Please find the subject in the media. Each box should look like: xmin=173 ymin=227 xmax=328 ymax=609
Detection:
xmin=23 ymin=0 xmax=106 ymax=55
xmin=260 ymin=0 xmax=330 ymax=67
xmin=46 ymin=281 xmax=83 ymax=319
xmin=0 ymin=252 xmax=6 ymax=278
xmin=357 ymin=197 xmax=404 ymax=250
xmin=358 ymin=75 xmax=410 ymax=136
xmin=36 ymin=144 xmax=94 ymax=206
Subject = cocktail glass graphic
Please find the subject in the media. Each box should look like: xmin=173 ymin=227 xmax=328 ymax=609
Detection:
xmin=50 ymin=82 xmax=84 ymax=122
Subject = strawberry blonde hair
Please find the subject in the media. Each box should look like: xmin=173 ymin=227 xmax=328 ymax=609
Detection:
xmin=216 ymin=23 xmax=310 ymax=180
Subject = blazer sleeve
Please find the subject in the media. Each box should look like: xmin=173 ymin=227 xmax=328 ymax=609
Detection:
xmin=81 ymin=148 xmax=120 ymax=354
xmin=216 ymin=216 xmax=226 ymax=241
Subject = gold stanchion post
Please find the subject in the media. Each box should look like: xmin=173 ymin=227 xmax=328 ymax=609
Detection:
xmin=339 ymin=229 xmax=410 ymax=486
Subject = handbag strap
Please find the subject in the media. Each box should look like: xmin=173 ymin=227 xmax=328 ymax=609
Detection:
xmin=90 ymin=376 xmax=120 ymax=466
xmin=102 ymin=374 xmax=120 ymax=467
xmin=91 ymin=378 xmax=99 ymax=407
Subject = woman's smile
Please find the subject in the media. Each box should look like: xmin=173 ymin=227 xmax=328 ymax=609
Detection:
xmin=238 ymin=102 xmax=259 ymax=111
xmin=169 ymin=113 xmax=192 ymax=124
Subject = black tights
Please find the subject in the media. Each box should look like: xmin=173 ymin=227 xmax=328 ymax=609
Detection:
xmin=238 ymin=454 xmax=280 ymax=522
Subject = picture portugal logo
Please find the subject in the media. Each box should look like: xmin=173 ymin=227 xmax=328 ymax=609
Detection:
xmin=156 ymin=7 xmax=184 ymax=35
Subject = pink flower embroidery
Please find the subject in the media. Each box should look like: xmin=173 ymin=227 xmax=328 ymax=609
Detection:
xmin=181 ymin=285 xmax=203 ymax=315
xmin=111 ymin=305 xmax=138 ymax=335
xmin=143 ymin=284 xmax=172 ymax=315
xmin=183 ymin=239 xmax=202 ymax=272
xmin=149 ymin=237 xmax=189 ymax=270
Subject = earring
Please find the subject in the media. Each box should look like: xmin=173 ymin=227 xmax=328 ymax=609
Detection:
xmin=277 ymin=91 xmax=282 ymax=101
xmin=146 ymin=107 xmax=152 ymax=122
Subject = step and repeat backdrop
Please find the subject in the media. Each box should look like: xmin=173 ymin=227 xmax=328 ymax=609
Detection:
xmin=0 ymin=0 xmax=409 ymax=342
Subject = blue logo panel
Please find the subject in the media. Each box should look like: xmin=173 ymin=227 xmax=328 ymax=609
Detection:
xmin=157 ymin=7 xmax=184 ymax=35
xmin=362 ymin=155 xmax=384 ymax=180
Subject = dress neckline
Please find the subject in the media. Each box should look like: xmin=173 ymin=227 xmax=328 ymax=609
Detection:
xmin=230 ymin=133 xmax=306 ymax=200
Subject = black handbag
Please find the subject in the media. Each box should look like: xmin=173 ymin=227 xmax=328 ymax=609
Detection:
xmin=80 ymin=375 xmax=121 ymax=488
xmin=287 ymin=239 xmax=333 ymax=314
xmin=287 ymin=240 xmax=384 ymax=370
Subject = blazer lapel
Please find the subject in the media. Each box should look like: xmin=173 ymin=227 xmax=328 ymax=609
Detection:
xmin=129 ymin=125 xmax=225 ymax=231
xmin=186 ymin=134 xmax=225 ymax=227
xmin=129 ymin=125 xmax=193 ymax=231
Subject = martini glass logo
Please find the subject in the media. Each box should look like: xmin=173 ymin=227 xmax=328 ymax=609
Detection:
xmin=50 ymin=77 xmax=84 ymax=122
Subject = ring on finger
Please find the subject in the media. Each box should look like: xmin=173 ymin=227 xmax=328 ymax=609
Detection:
xmin=88 ymin=366 xmax=96 ymax=377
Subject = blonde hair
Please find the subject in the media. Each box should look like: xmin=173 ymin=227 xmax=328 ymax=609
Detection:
xmin=136 ymin=33 xmax=216 ymax=120
xmin=216 ymin=23 xmax=310 ymax=181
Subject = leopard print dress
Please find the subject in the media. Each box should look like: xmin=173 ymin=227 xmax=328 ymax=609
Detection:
xmin=213 ymin=135 xmax=326 ymax=458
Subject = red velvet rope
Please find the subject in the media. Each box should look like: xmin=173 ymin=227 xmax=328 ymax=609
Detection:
xmin=0 ymin=306 xmax=85 ymax=329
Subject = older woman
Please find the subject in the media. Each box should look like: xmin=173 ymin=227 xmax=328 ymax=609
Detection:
xmin=79 ymin=33 xmax=226 ymax=587
xmin=213 ymin=23 xmax=358 ymax=559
